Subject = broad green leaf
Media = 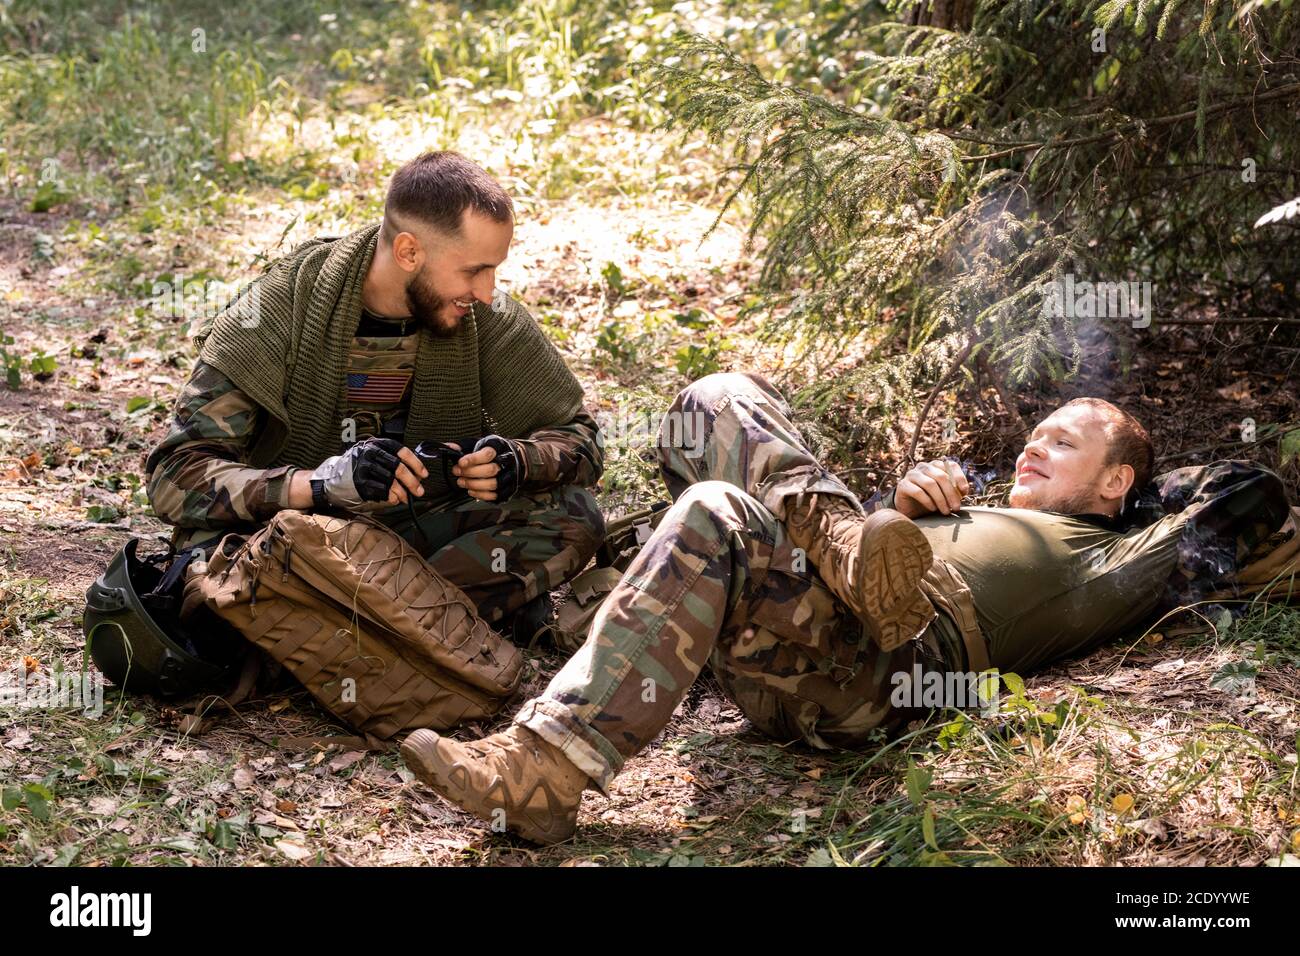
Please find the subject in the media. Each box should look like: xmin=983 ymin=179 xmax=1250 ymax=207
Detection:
xmin=922 ymin=804 xmax=939 ymax=850
xmin=1210 ymin=660 xmax=1259 ymax=697
xmin=905 ymin=765 xmax=932 ymax=805
xmin=1279 ymin=429 xmax=1300 ymax=467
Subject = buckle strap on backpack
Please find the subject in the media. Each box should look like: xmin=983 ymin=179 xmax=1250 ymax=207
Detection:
xmin=572 ymin=566 xmax=624 ymax=606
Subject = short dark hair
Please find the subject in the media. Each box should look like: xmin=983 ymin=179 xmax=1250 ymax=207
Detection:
xmin=1061 ymin=397 xmax=1155 ymax=489
xmin=382 ymin=151 xmax=513 ymax=242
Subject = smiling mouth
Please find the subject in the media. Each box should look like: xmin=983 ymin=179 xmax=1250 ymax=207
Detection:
xmin=452 ymin=299 xmax=473 ymax=312
xmin=1018 ymin=466 xmax=1048 ymax=480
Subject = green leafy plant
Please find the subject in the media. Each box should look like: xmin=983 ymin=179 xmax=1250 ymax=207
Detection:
xmin=595 ymin=319 xmax=640 ymax=364
xmin=1210 ymin=660 xmax=1259 ymax=697
xmin=28 ymin=351 xmax=57 ymax=382
xmin=602 ymin=261 xmax=629 ymax=299
xmin=125 ymin=395 xmax=168 ymax=419
xmin=0 ymin=335 xmax=23 ymax=389
xmin=1280 ymin=429 xmax=1300 ymax=468
xmin=30 ymin=180 xmax=70 ymax=213
xmin=674 ymin=331 xmax=727 ymax=379
xmin=1 ymin=783 xmax=54 ymax=821
xmin=85 ymin=504 xmax=121 ymax=523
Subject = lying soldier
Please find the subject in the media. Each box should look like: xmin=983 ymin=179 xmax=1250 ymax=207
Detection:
xmin=145 ymin=151 xmax=604 ymax=640
xmin=401 ymin=372 xmax=1293 ymax=843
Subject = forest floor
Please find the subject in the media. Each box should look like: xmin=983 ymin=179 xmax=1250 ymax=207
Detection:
xmin=3 ymin=44 xmax=1300 ymax=865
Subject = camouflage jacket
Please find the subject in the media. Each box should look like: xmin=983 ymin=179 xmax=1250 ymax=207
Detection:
xmin=145 ymin=361 xmax=603 ymax=543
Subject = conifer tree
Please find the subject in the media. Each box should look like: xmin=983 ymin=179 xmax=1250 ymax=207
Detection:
xmin=644 ymin=0 xmax=1299 ymax=441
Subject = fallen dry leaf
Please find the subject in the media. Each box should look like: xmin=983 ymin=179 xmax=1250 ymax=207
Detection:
xmin=275 ymin=838 xmax=314 ymax=862
xmin=1130 ymin=817 xmax=1168 ymax=840
xmin=328 ymin=750 xmax=366 ymax=773
xmin=1215 ymin=380 xmax=1251 ymax=402
xmin=88 ymin=796 xmax=118 ymax=816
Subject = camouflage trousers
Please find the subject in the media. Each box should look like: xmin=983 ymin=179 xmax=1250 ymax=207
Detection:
xmin=515 ymin=373 xmax=959 ymax=792
xmin=379 ymin=485 xmax=605 ymax=627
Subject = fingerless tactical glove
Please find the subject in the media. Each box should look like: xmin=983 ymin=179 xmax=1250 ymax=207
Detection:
xmin=473 ymin=435 xmax=522 ymax=502
xmin=310 ymin=437 xmax=405 ymax=511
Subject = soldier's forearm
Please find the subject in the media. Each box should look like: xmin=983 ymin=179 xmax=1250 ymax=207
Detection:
xmin=146 ymin=448 xmax=301 ymax=528
xmin=514 ymin=417 xmax=603 ymax=491
xmin=286 ymin=469 xmax=315 ymax=510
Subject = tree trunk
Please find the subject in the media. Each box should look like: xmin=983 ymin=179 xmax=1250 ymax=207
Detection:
xmin=910 ymin=0 xmax=975 ymax=31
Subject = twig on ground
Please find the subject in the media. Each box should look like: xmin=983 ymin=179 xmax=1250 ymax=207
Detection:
xmin=1156 ymin=439 xmax=1256 ymax=463
xmin=1156 ymin=421 xmax=1298 ymax=463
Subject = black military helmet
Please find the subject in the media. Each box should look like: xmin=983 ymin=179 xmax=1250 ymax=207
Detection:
xmin=84 ymin=539 xmax=243 ymax=699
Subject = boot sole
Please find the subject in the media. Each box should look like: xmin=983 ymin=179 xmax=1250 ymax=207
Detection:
xmin=856 ymin=510 xmax=937 ymax=651
xmin=400 ymin=729 xmax=575 ymax=846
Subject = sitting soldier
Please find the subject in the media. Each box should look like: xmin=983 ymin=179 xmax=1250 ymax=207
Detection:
xmin=144 ymin=150 xmax=605 ymax=642
xmin=401 ymin=372 xmax=1293 ymax=844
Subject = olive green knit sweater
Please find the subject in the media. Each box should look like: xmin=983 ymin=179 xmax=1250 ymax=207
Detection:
xmin=193 ymin=223 xmax=584 ymax=499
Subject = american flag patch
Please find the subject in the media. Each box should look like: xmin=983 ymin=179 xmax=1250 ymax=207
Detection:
xmin=346 ymin=370 xmax=412 ymax=404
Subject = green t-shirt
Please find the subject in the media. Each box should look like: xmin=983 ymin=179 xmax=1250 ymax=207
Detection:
xmin=915 ymin=506 xmax=1184 ymax=674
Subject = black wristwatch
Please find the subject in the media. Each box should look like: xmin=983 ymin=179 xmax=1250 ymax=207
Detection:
xmin=309 ymin=477 xmax=329 ymax=511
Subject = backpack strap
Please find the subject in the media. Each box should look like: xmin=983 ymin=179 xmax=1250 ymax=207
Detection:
xmin=140 ymin=547 xmax=204 ymax=620
xmin=597 ymin=501 xmax=671 ymax=569
xmin=553 ymin=566 xmax=625 ymax=652
xmin=571 ymin=566 xmax=624 ymax=606
xmin=177 ymin=651 xmax=390 ymax=751
xmin=175 ymin=648 xmax=262 ymax=736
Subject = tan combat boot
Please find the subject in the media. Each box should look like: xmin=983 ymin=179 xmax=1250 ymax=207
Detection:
xmin=785 ymin=493 xmax=937 ymax=651
xmin=401 ymin=724 xmax=588 ymax=845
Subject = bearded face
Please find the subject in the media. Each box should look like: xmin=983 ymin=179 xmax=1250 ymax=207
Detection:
xmin=1008 ymin=474 xmax=1108 ymax=516
xmin=405 ymin=264 xmax=468 ymax=338
xmin=384 ymin=207 xmax=513 ymax=335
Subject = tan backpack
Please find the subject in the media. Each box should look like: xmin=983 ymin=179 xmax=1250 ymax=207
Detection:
xmin=1208 ymin=504 xmax=1300 ymax=603
xmin=181 ymin=510 xmax=524 ymax=741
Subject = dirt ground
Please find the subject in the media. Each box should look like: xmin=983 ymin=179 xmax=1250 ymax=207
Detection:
xmin=3 ymin=130 xmax=1300 ymax=864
